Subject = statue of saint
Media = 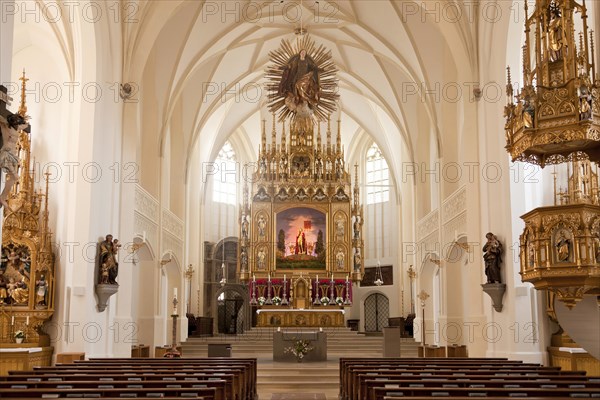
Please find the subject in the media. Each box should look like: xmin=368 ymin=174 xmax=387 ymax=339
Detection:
xmin=35 ymin=274 xmax=48 ymax=306
xmin=335 ymin=215 xmax=345 ymax=239
xmin=240 ymin=247 xmax=248 ymax=270
xmin=555 ymin=230 xmax=571 ymax=262
xmin=483 ymin=232 xmax=503 ymax=284
xmin=0 ymin=113 xmax=29 ymax=209
xmin=353 ymin=248 xmax=362 ymax=272
xmin=548 ymin=5 xmax=564 ymax=62
xmin=241 ymin=215 xmax=249 ymax=240
xmin=353 ymin=217 xmax=361 ymax=241
xmin=257 ymin=215 xmax=266 ymax=239
xmin=336 ymin=249 xmax=345 ymax=270
xmin=99 ymin=234 xmax=121 ymax=284
xmin=256 ymin=248 xmax=266 ymax=270
xmin=278 ymin=49 xmax=320 ymax=111
xmin=10 ymin=277 xmax=29 ymax=304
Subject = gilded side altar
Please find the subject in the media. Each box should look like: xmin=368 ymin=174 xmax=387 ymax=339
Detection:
xmin=0 ymin=75 xmax=56 ymax=363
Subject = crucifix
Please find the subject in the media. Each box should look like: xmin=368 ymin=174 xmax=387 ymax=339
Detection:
xmin=0 ymin=85 xmax=13 ymax=120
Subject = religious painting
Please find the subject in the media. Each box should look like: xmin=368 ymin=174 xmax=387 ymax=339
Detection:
xmin=275 ymin=207 xmax=326 ymax=270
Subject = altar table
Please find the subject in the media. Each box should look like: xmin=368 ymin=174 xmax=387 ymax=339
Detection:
xmin=256 ymin=308 xmax=345 ymax=327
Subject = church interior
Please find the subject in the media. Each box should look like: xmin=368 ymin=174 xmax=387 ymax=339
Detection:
xmin=0 ymin=1 xmax=599 ymax=399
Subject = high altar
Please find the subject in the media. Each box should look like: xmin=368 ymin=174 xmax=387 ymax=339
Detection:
xmin=237 ymin=35 xmax=364 ymax=327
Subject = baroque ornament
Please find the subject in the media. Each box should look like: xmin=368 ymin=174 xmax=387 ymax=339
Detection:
xmin=265 ymin=35 xmax=339 ymax=131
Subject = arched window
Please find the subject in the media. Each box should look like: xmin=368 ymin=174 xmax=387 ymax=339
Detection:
xmin=213 ymin=141 xmax=237 ymax=205
xmin=366 ymin=143 xmax=390 ymax=204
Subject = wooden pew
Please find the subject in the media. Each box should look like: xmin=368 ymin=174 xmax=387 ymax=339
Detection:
xmin=365 ymin=377 xmax=600 ymax=399
xmin=0 ymin=378 xmax=227 ymax=400
xmin=0 ymin=386 xmax=217 ymax=398
xmin=21 ymin=362 xmax=254 ymax=400
xmin=8 ymin=370 xmax=241 ymax=400
xmin=70 ymin=357 xmax=257 ymax=399
xmin=6 ymin=357 xmax=257 ymax=400
xmin=372 ymin=385 xmax=600 ymax=399
xmin=338 ymin=358 xmax=594 ymax=400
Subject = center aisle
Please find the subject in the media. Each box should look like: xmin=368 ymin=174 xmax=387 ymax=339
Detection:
xmin=182 ymin=327 xmax=419 ymax=400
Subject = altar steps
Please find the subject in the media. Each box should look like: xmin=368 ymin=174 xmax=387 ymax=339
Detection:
xmin=182 ymin=328 xmax=419 ymax=399
xmin=183 ymin=327 xmax=419 ymax=358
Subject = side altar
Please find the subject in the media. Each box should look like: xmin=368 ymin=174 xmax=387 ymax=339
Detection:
xmin=237 ymin=35 xmax=364 ymax=327
xmin=0 ymin=76 xmax=56 ymax=371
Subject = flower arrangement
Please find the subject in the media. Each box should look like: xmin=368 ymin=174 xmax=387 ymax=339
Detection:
xmin=335 ymin=296 xmax=344 ymax=306
xmin=14 ymin=330 xmax=25 ymax=342
xmin=284 ymin=338 xmax=313 ymax=362
xmin=257 ymin=296 xmax=266 ymax=306
xmin=272 ymin=296 xmax=282 ymax=306
xmin=320 ymin=296 xmax=330 ymax=305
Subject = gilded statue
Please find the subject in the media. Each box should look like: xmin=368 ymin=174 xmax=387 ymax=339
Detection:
xmin=278 ymin=49 xmax=320 ymax=114
xmin=555 ymin=229 xmax=571 ymax=262
xmin=483 ymin=232 xmax=503 ymax=284
xmin=548 ymin=4 xmax=564 ymax=62
xmin=99 ymin=234 xmax=121 ymax=284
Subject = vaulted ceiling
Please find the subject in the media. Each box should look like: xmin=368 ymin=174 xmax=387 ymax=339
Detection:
xmin=126 ymin=0 xmax=479 ymax=171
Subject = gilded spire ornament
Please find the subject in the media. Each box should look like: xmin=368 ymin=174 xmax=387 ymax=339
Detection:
xmin=505 ymin=0 xmax=600 ymax=166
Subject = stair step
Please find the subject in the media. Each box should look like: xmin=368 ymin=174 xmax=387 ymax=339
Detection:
xmin=181 ymin=327 xmax=419 ymax=400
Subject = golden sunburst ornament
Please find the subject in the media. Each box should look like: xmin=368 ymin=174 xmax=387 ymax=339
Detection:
xmin=265 ymin=35 xmax=339 ymax=129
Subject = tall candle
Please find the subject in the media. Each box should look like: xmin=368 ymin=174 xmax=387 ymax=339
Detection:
xmin=253 ymin=274 xmax=256 ymax=282
xmin=284 ymin=274 xmax=286 ymax=281
xmin=11 ymin=316 xmax=14 ymax=325
xmin=268 ymin=273 xmax=270 ymax=282
xmin=316 ymin=275 xmax=318 ymax=282
xmin=346 ymin=274 xmax=349 ymax=282
xmin=26 ymin=316 xmax=29 ymax=325
xmin=174 ymin=288 xmax=177 ymax=298
xmin=331 ymin=273 xmax=334 ymax=281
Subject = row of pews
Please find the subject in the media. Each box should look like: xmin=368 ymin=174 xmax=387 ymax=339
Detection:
xmin=0 ymin=357 xmax=257 ymax=399
xmin=340 ymin=357 xmax=600 ymax=400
